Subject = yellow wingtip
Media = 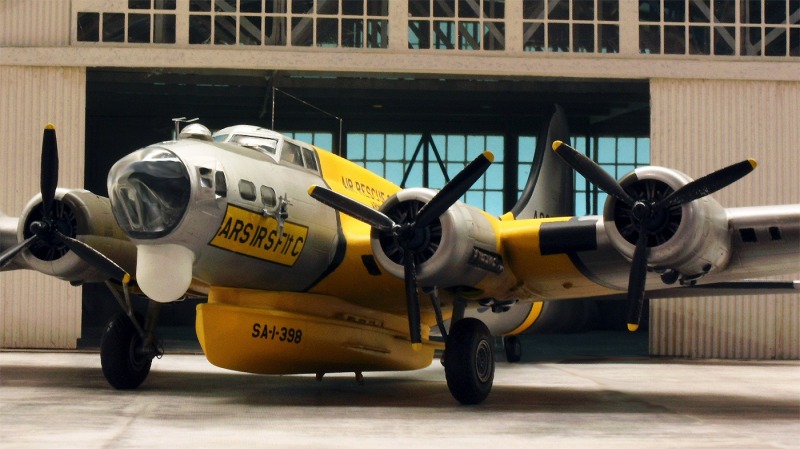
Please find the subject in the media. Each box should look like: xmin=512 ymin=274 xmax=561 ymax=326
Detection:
xmin=411 ymin=343 xmax=422 ymax=352
xmin=627 ymin=323 xmax=639 ymax=332
xmin=45 ymin=123 xmax=55 ymax=130
xmin=483 ymin=151 xmax=495 ymax=163
xmin=552 ymin=140 xmax=563 ymax=151
xmin=748 ymin=159 xmax=757 ymax=169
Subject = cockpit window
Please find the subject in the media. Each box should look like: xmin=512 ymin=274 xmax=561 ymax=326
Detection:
xmin=302 ymin=147 xmax=319 ymax=172
xmin=213 ymin=134 xmax=228 ymax=142
xmin=281 ymin=141 xmax=304 ymax=167
xmin=230 ymin=135 xmax=278 ymax=156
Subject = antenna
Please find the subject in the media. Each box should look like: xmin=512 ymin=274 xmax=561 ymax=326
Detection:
xmin=172 ymin=117 xmax=199 ymax=138
xmin=272 ymin=87 xmax=344 ymax=155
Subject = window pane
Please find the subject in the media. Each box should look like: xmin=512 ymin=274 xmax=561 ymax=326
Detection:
xmin=484 ymin=22 xmax=505 ymax=50
xmin=573 ymin=23 xmax=594 ymax=52
xmin=292 ymin=0 xmax=314 ymax=14
xmin=573 ymin=0 xmax=594 ymax=20
xmin=367 ymin=0 xmax=389 ymax=16
xmin=524 ymin=0 xmax=546 ymax=19
xmin=318 ymin=0 xmax=339 ymax=14
xmin=77 ymin=12 xmax=100 ymax=41
xmin=347 ymin=134 xmax=365 ymax=159
xmin=639 ymin=0 xmax=660 ymax=21
xmin=765 ymin=0 xmax=787 ymax=24
xmin=599 ymin=24 xmax=619 ymax=53
xmin=664 ymin=0 xmax=685 ymax=22
xmin=689 ymin=25 xmax=711 ymax=54
xmin=599 ymin=0 xmax=619 ymax=20
xmin=715 ymin=0 xmax=735 ymax=22
xmin=459 ymin=21 xmax=481 ymax=49
xmin=548 ymin=22 xmax=570 ymax=51
xmin=103 ymin=13 xmax=125 ymax=42
xmin=434 ymin=0 xmax=456 ymax=17
xmin=189 ymin=15 xmax=211 ymax=44
xmin=317 ymin=18 xmax=338 ymax=47
xmin=128 ymin=13 xmax=151 ymax=43
xmin=524 ymin=22 xmax=545 ymax=51
xmin=153 ymin=14 xmax=175 ymax=43
xmin=459 ymin=0 xmax=480 ymax=18
xmin=484 ymin=0 xmax=504 ymax=18
xmin=741 ymin=0 xmax=762 ymax=23
xmin=265 ymin=17 xmax=287 ymax=45
xmin=409 ymin=20 xmax=430 ymax=49
xmin=689 ymin=0 xmax=710 ymax=22
xmin=240 ymin=0 xmax=262 ymax=13
xmin=548 ymin=0 xmax=569 ymax=20
xmin=367 ymin=19 xmax=388 ymax=48
xmin=190 ymin=0 xmax=211 ymax=11
xmin=664 ymin=25 xmax=685 ymax=54
xmin=292 ymin=17 xmax=313 ymax=46
xmin=639 ymin=24 xmax=661 ymax=53
xmin=409 ymin=0 xmax=430 ymax=17
xmin=765 ymin=27 xmax=787 ymax=56
xmin=741 ymin=26 xmax=762 ymax=55
xmin=214 ymin=15 xmax=236 ymax=44
xmin=239 ymin=16 xmax=261 ymax=45
xmin=714 ymin=26 xmax=735 ymax=55
xmin=434 ymin=20 xmax=456 ymax=49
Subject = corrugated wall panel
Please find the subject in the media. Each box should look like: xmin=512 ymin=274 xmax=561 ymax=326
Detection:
xmin=1 ymin=66 xmax=86 ymax=349
xmin=0 ymin=0 xmax=71 ymax=47
xmin=649 ymin=79 xmax=800 ymax=359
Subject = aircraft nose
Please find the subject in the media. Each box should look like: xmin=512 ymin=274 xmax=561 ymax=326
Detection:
xmin=107 ymin=148 xmax=191 ymax=239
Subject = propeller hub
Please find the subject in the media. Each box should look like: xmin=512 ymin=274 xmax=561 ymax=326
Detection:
xmin=631 ymin=201 xmax=651 ymax=222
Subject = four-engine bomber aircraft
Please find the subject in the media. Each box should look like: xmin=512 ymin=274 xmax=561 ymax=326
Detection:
xmin=2 ymin=108 xmax=798 ymax=404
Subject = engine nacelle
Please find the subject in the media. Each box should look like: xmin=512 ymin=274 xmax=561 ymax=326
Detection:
xmin=17 ymin=188 xmax=136 ymax=284
xmin=370 ymin=188 xmax=501 ymax=288
xmin=604 ymin=166 xmax=731 ymax=278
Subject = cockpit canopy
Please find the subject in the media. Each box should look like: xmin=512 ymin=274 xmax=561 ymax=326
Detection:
xmin=213 ymin=125 xmax=319 ymax=173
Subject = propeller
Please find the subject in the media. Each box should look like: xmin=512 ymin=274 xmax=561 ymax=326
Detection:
xmin=0 ymin=124 xmax=130 ymax=284
xmin=309 ymin=151 xmax=494 ymax=348
xmin=552 ymin=140 xmax=756 ymax=331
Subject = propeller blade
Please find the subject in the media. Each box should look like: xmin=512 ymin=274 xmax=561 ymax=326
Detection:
xmin=54 ymin=231 xmax=129 ymax=283
xmin=40 ymin=124 xmax=59 ymax=221
xmin=552 ymin=141 xmax=636 ymax=207
xmin=415 ymin=151 xmax=494 ymax=229
xmin=658 ymin=159 xmax=757 ymax=208
xmin=403 ymin=250 xmax=422 ymax=348
xmin=307 ymin=185 xmax=395 ymax=232
xmin=0 ymin=235 xmax=37 ymax=270
xmin=626 ymin=222 xmax=650 ymax=332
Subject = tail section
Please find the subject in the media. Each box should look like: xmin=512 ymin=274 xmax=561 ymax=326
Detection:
xmin=507 ymin=105 xmax=574 ymax=219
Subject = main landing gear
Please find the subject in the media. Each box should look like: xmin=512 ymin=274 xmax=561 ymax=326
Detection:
xmin=100 ymin=296 xmax=162 ymax=390
xmin=443 ymin=318 xmax=495 ymax=405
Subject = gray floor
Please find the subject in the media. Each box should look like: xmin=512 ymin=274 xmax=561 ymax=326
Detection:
xmin=1 ymin=341 xmax=798 ymax=449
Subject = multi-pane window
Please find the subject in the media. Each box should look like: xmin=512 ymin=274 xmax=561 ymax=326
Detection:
xmin=522 ymin=0 xmax=621 ymax=53
xmin=639 ymin=0 xmax=800 ymax=56
xmin=77 ymin=0 xmax=177 ymax=44
xmin=185 ymin=0 xmax=388 ymax=47
xmin=518 ymin=136 xmax=650 ymax=217
xmin=347 ymin=133 xmax=506 ymax=216
xmin=283 ymin=131 xmax=334 ymax=151
xmin=408 ymin=0 xmax=506 ymax=50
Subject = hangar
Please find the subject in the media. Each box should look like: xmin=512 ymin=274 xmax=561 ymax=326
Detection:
xmin=1 ymin=0 xmax=798 ymax=359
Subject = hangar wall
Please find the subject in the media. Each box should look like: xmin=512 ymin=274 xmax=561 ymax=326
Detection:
xmin=649 ymin=79 xmax=800 ymax=359
xmin=0 ymin=65 xmax=87 ymax=348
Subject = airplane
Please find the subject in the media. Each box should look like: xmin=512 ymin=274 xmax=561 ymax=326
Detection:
xmin=1 ymin=107 xmax=798 ymax=405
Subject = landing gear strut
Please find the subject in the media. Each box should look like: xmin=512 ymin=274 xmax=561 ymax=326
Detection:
xmin=443 ymin=318 xmax=495 ymax=405
xmin=100 ymin=301 xmax=162 ymax=390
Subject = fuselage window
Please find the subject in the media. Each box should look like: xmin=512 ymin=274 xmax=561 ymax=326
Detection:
xmin=213 ymin=134 xmax=229 ymax=142
xmin=239 ymin=180 xmax=257 ymax=201
xmin=261 ymin=186 xmax=277 ymax=208
xmin=281 ymin=141 xmax=304 ymax=167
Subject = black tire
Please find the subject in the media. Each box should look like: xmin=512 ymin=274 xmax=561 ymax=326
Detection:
xmin=100 ymin=313 xmax=151 ymax=390
xmin=444 ymin=318 xmax=495 ymax=405
xmin=504 ymin=335 xmax=522 ymax=363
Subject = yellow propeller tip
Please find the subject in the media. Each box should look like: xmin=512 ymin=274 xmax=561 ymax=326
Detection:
xmin=411 ymin=343 xmax=422 ymax=352
xmin=307 ymin=185 xmax=317 ymax=195
xmin=45 ymin=123 xmax=55 ymax=130
xmin=552 ymin=140 xmax=563 ymax=151
xmin=123 ymin=273 xmax=131 ymax=284
xmin=627 ymin=323 xmax=639 ymax=332
xmin=748 ymin=159 xmax=757 ymax=169
xmin=483 ymin=151 xmax=494 ymax=163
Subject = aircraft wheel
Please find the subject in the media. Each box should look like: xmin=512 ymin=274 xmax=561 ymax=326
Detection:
xmin=100 ymin=313 xmax=152 ymax=390
xmin=444 ymin=318 xmax=494 ymax=405
xmin=504 ymin=336 xmax=522 ymax=363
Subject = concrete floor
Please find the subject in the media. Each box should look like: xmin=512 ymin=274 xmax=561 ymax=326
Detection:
xmin=1 ymin=346 xmax=799 ymax=449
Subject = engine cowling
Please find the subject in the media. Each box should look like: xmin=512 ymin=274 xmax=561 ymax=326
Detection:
xmin=604 ymin=166 xmax=731 ymax=279
xmin=17 ymin=188 xmax=136 ymax=283
xmin=370 ymin=188 xmax=501 ymax=289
